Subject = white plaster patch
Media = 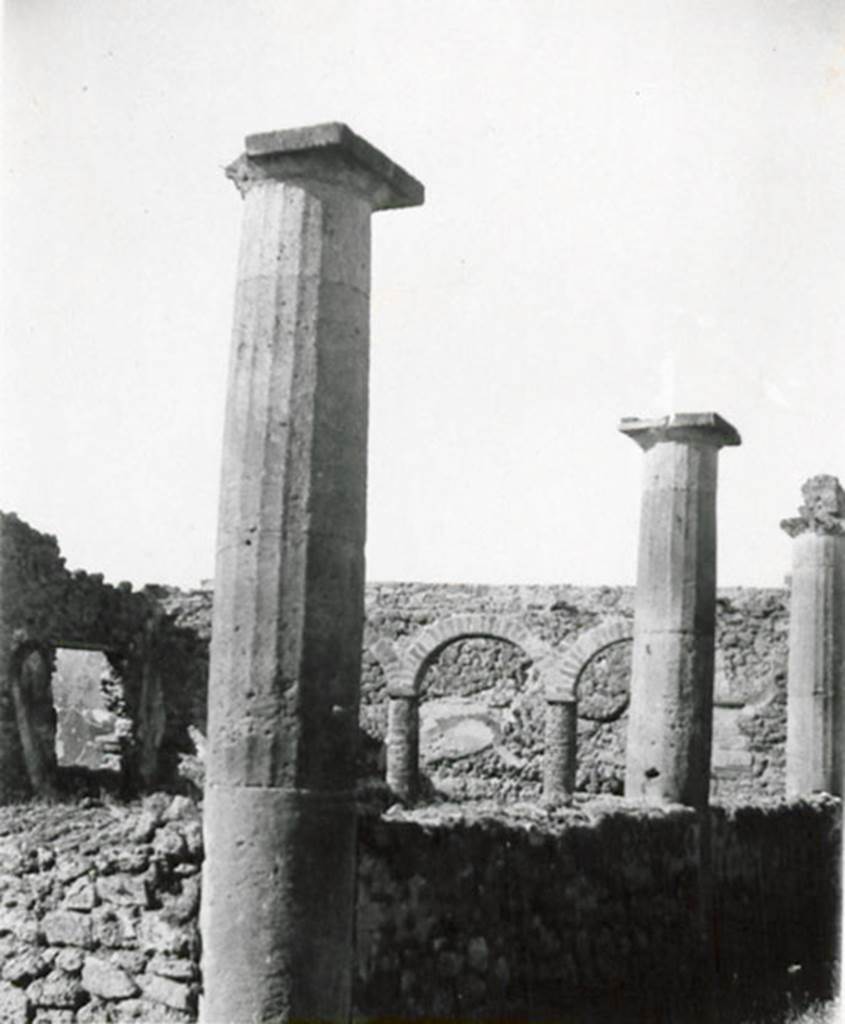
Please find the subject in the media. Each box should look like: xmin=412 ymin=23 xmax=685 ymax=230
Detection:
xmin=419 ymin=697 xmax=500 ymax=763
xmin=711 ymin=706 xmax=753 ymax=772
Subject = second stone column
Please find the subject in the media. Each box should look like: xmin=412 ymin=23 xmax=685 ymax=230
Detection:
xmin=621 ymin=412 xmax=740 ymax=807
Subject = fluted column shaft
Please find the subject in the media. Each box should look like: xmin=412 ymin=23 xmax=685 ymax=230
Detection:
xmin=200 ymin=124 xmax=423 ymax=1024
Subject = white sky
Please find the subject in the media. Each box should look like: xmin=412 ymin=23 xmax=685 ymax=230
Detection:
xmin=2 ymin=1 xmax=844 ymax=590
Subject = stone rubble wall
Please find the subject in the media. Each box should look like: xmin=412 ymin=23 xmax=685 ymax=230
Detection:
xmin=360 ymin=583 xmax=789 ymax=800
xmin=154 ymin=582 xmax=793 ymax=802
xmin=0 ymin=796 xmax=201 ymax=1024
xmin=0 ymin=512 xmax=208 ymax=799
xmin=0 ymin=794 xmax=837 ymax=1022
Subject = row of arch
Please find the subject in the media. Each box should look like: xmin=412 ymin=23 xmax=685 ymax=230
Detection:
xmin=371 ymin=613 xmax=633 ymax=802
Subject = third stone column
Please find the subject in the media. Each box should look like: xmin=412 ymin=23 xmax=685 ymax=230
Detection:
xmin=781 ymin=475 xmax=845 ymax=797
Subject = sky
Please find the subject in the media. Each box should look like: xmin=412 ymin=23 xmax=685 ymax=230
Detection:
xmin=1 ymin=0 xmax=844 ymax=590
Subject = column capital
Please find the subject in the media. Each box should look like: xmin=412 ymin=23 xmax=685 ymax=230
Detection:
xmin=225 ymin=121 xmax=424 ymax=210
xmin=619 ymin=412 xmax=741 ymax=452
xmin=781 ymin=474 xmax=845 ymax=538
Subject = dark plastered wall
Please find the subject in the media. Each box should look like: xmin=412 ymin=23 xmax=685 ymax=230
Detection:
xmin=354 ymin=797 xmax=840 ymax=1022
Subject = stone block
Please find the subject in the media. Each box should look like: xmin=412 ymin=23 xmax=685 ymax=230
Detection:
xmin=91 ymin=907 xmax=137 ymax=949
xmin=139 ymin=913 xmax=194 ymax=956
xmin=162 ymin=796 xmax=195 ymax=823
xmin=161 ymin=877 xmax=200 ymax=925
xmin=62 ymin=878 xmax=97 ymax=912
xmin=0 ymin=873 xmax=29 ymax=903
xmin=42 ymin=910 xmax=93 ymax=949
xmin=26 ymin=970 xmax=83 ymax=1009
xmin=96 ymin=874 xmax=149 ymax=909
xmin=56 ymin=856 xmax=93 ymax=885
xmin=152 ymin=827 xmax=186 ymax=862
xmin=31 ymin=1009 xmax=75 ymax=1024
xmin=114 ymin=849 xmax=150 ymax=875
xmin=146 ymin=955 xmax=196 ymax=982
xmin=36 ymin=848 xmax=55 ymax=872
xmin=0 ymin=908 xmax=40 ymax=942
xmin=130 ymin=811 xmax=160 ymax=844
xmin=173 ymin=863 xmax=199 ymax=878
xmin=75 ymin=1002 xmax=112 ymax=1024
xmin=82 ymin=955 xmax=139 ymax=1001
xmin=2 ymin=949 xmax=48 ymax=985
xmin=0 ymin=982 xmax=28 ymax=1024
xmin=108 ymin=951 xmax=148 ymax=976
xmin=139 ymin=973 xmax=193 ymax=1012
xmin=53 ymin=950 xmax=84 ymax=976
xmin=180 ymin=821 xmax=203 ymax=859
xmin=108 ymin=997 xmax=192 ymax=1022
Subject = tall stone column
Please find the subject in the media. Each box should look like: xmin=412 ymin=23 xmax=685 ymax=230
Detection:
xmin=620 ymin=413 xmax=740 ymax=807
xmin=200 ymin=124 xmax=423 ymax=1024
xmin=781 ymin=475 xmax=845 ymax=797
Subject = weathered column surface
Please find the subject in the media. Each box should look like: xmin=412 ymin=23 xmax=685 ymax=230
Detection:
xmin=386 ymin=693 xmax=419 ymax=802
xmin=621 ymin=412 xmax=740 ymax=807
xmin=200 ymin=123 xmax=423 ymax=1024
xmin=542 ymin=699 xmax=577 ymax=803
xmin=781 ymin=475 xmax=845 ymax=797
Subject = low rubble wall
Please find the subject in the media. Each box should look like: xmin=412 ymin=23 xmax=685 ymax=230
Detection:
xmin=0 ymin=795 xmax=838 ymax=1022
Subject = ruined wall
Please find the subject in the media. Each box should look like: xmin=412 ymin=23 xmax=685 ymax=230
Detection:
xmin=4 ymin=508 xmax=790 ymax=803
xmin=360 ymin=583 xmax=790 ymax=801
xmin=0 ymin=795 xmax=837 ymax=1022
xmin=144 ymin=581 xmax=792 ymax=802
xmin=713 ymin=590 xmax=790 ymax=800
xmin=0 ymin=513 xmax=206 ymax=800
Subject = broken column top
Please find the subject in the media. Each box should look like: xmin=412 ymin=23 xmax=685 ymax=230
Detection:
xmin=225 ymin=121 xmax=425 ymax=210
xmin=781 ymin=474 xmax=845 ymax=537
xmin=619 ymin=412 xmax=742 ymax=451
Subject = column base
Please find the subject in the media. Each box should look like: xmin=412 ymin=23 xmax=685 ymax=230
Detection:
xmin=200 ymin=784 xmax=357 ymax=1024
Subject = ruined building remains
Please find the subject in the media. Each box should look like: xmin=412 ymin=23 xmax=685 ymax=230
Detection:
xmin=0 ymin=122 xmax=842 ymax=1024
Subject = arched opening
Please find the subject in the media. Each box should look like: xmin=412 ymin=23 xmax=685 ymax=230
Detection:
xmin=417 ymin=634 xmax=540 ymax=801
xmin=375 ymin=614 xmax=566 ymax=804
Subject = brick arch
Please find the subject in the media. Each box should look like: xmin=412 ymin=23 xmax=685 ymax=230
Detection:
xmin=374 ymin=614 xmax=563 ymax=697
xmin=559 ymin=618 xmax=633 ymax=694
xmin=369 ymin=637 xmax=405 ymax=692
